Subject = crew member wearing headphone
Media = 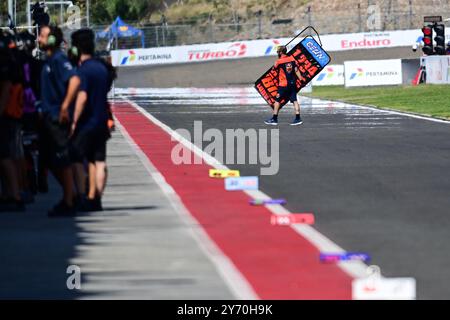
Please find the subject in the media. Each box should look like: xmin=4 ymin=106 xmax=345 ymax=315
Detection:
xmin=38 ymin=25 xmax=80 ymax=217
xmin=69 ymin=28 xmax=113 ymax=212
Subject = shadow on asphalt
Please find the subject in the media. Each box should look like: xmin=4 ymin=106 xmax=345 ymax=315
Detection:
xmin=0 ymin=176 xmax=158 ymax=299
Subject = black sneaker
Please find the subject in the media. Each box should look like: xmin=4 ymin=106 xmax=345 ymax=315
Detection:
xmin=264 ymin=118 xmax=278 ymax=126
xmin=48 ymin=201 xmax=76 ymax=218
xmin=290 ymin=117 xmax=303 ymax=126
xmin=79 ymin=197 xmax=103 ymax=212
xmin=94 ymin=197 xmax=103 ymax=212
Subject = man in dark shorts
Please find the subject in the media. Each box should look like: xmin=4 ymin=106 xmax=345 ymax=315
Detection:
xmin=265 ymin=46 xmax=303 ymax=126
xmin=38 ymin=25 xmax=80 ymax=216
xmin=70 ymin=29 xmax=112 ymax=211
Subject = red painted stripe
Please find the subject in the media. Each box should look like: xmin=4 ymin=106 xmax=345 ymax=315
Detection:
xmin=112 ymin=102 xmax=353 ymax=299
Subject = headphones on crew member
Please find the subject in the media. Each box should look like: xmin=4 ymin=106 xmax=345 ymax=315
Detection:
xmin=70 ymin=28 xmax=96 ymax=60
xmin=69 ymin=45 xmax=78 ymax=57
xmin=46 ymin=26 xmax=62 ymax=48
xmin=47 ymin=34 xmax=56 ymax=46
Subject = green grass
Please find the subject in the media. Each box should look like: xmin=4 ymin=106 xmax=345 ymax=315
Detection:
xmin=306 ymin=85 xmax=450 ymax=120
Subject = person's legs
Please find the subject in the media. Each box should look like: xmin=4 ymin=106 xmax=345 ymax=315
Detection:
xmin=50 ymin=166 xmax=74 ymax=207
xmin=72 ymin=163 xmax=86 ymax=196
xmin=93 ymin=134 xmax=108 ymax=197
xmin=87 ymin=162 xmax=96 ymax=200
xmin=273 ymin=101 xmax=281 ymax=117
xmin=95 ymin=161 xmax=107 ymax=196
xmin=0 ymin=119 xmax=22 ymax=203
xmin=290 ymin=88 xmax=303 ymax=126
xmin=0 ymin=159 xmax=20 ymax=201
xmin=78 ymin=161 xmax=103 ymax=212
xmin=0 ymin=159 xmax=25 ymax=211
xmin=47 ymin=164 xmax=76 ymax=216
xmin=72 ymin=127 xmax=106 ymax=212
xmin=265 ymin=94 xmax=283 ymax=125
xmin=70 ymin=130 xmax=89 ymax=200
xmin=47 ymin=162 xmax=76 ymax=215
xmin=293 ymin=101 xmax=301 ymax=116
xmin=44 ymin=115 xmax=76 ymax=215
xmin=61 ymin=166 xmax=74 ymax=206
xmin=273 ymin=88 xmax=286 ymax=118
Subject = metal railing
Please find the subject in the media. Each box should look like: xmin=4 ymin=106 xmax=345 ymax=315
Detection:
xmin=88 ymin=7 xmax=450 ymax=50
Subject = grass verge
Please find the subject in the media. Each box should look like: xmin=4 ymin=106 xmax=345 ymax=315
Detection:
xmin=306 ymin=85 xmax=450 ymax=120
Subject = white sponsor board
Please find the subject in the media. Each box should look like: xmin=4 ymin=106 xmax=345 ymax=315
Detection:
xmin=112 ymin=28 xmax=450 ymax=67
xmin=344 ymin=59 xmax=403 ymax=87
xmin=352 ymin=278 xmax=416 ymax=300
xmin=321 ymin=29 xmax=417 ymax=51
xmin=111 ymin=39 xmax=283 ymax=66
xmin=111 ymin=47 xmax=176 ymax=66
xmin=312 ymin=64 xmax=344 ymax=86
xmin=424 ymin=56 xmax=450 ymax=84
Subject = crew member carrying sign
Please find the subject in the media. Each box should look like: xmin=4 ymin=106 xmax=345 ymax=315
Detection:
xmin=264 ymin=46 xmax=304 ymax=126
xmin=255 ymin=28 xmax=331 ymax=128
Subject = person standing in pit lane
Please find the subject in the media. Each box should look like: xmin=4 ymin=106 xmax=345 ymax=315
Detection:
xmin=264 ymin=46 xmax=303 ymax=126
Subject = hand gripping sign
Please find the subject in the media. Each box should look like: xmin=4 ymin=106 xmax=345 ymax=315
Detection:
xmin=255 ymin=27 xmax=331 ymax=109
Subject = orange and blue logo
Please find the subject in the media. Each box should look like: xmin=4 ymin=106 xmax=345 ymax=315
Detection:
xmin=316 ymin=67 xmax=336 ymax=81
xmin=265 ymin=39 xmax=281 ymax=55
xmin=350 ymin=68 xmax=364 ymax=80
xmin=120 ymin=50 xmax=136 ymax=65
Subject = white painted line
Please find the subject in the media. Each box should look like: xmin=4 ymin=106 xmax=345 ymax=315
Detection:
xmin=314 ymin=98 xmax=450 ymax=125
xmin=119 ymin=96 xmax=370 ymax=280
xmin=114 ymin=115 xmax=259 ymax=300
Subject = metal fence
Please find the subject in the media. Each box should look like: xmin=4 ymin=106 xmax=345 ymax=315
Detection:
xmin=89 ymin=5 xmax=450 ymax=51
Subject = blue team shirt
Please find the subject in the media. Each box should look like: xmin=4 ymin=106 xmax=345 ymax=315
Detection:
xmin=77 ymin=58 xmax=109 ymax=131
xmin=40 ymin=49 xmax=77 ymax=117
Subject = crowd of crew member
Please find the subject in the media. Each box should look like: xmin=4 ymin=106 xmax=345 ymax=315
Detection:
xmin=0 ymin=25 xmax=116 ymax=217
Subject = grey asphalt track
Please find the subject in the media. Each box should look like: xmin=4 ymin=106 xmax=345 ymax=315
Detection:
xmin=116 ymin=88 xmax=450 ymax=300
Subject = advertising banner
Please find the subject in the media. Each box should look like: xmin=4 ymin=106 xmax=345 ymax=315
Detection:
xmin=112 ymin=28 xmax=450 ymax=67
xmin=344 ymin=59 xmax=402 ymax=87
xmin=312 ymin=64 xmax=345 ymax=86
xmin=111 ymin=39 xmax=283 ymax=66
